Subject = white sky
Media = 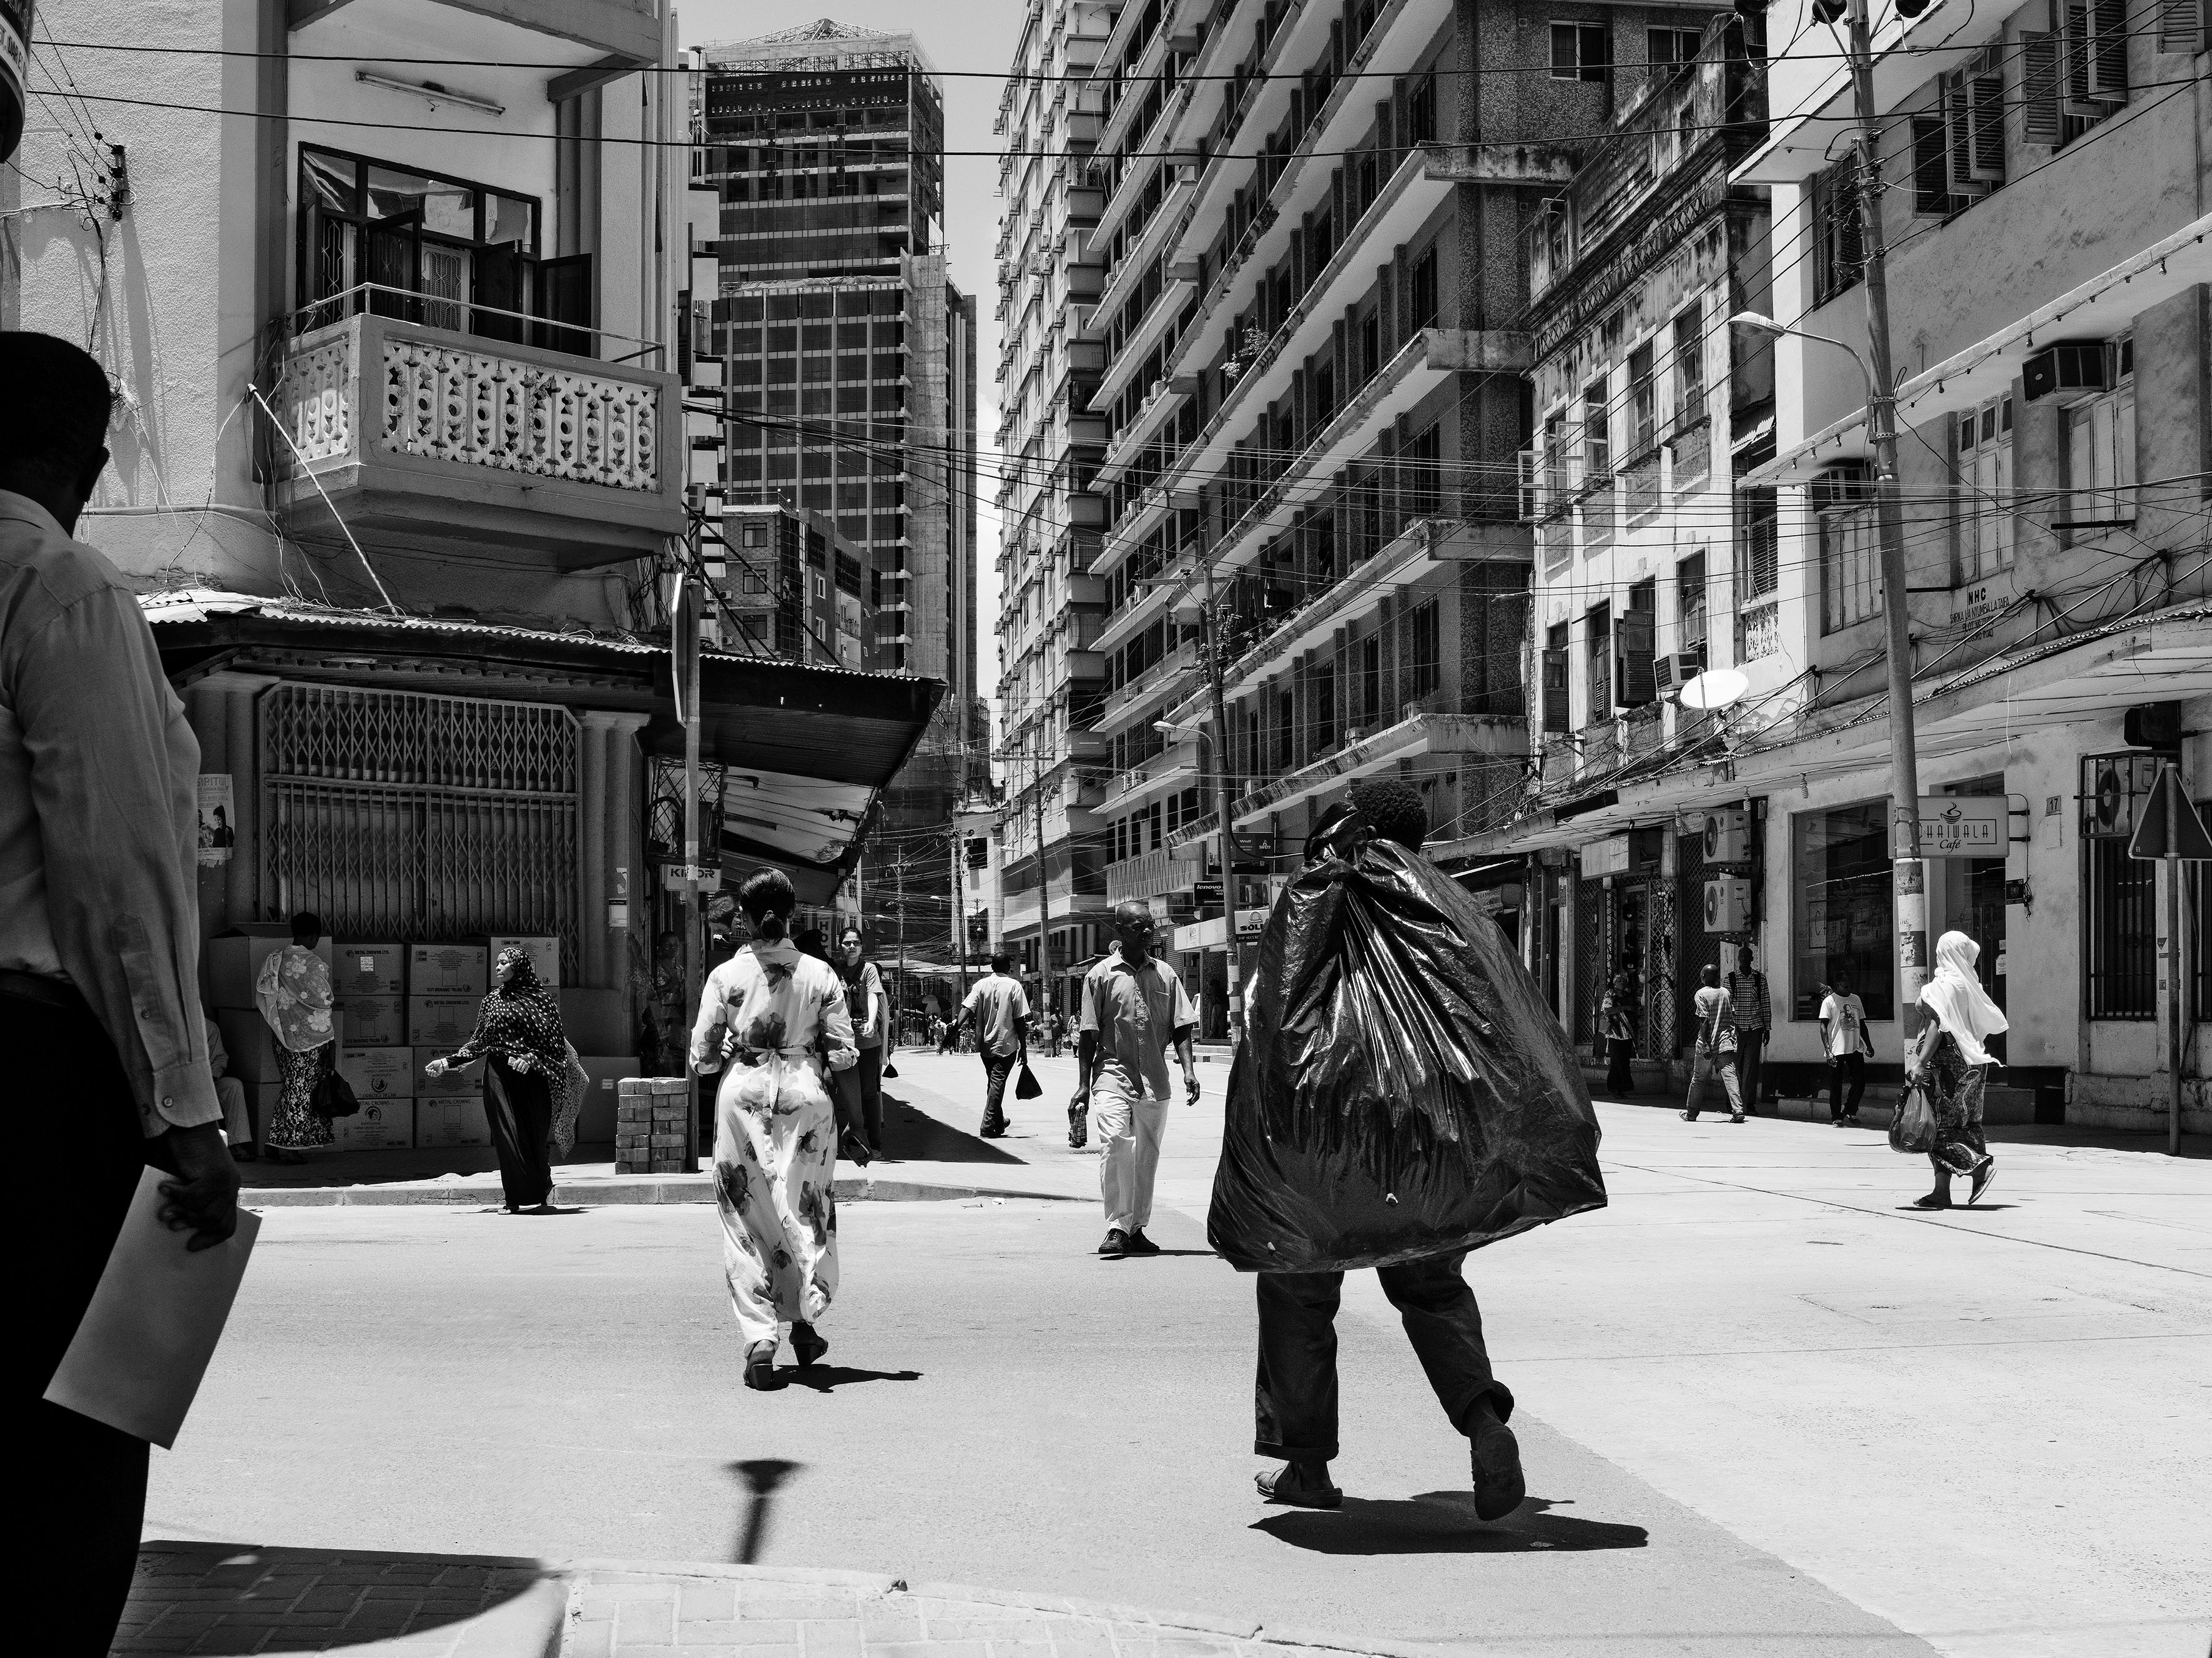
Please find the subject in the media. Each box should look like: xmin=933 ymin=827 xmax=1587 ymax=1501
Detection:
xmin=680 ymin=4 xmax=1023 ymax=751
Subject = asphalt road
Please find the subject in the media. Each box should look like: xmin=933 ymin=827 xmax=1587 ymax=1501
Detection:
xmin=146 ymin=1050 xmax=2211 ymax=1658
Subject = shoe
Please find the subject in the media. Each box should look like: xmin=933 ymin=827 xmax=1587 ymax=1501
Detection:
xmin=1679 ymin=1110 xmax=1698 ymax=1122
xmin=1911 ymin=1191 xmax=1952 ymax=1210
xmin=1844 ymin=1114 xmax=1861 ymax=1127
xmin=742 ymin=1340 xmax=778 ymax=1390
xmin=980 ymin=1123 xmax=1007 ymax=1139
xmin=1123 ymin=1228 xmax=1161 ymax=1256
xmin=1470 ymin=1410 xmax=1526 ymax=1522
xmin=1729 ymin=1113 xmax=1747 ymax=1124
xmin=1831 ymin=1117 xmax=1846 ymax=1127
xmin=790 ymin=1321 xmax=828 ymax=1368
xmin=1257 ymin=1461 xmax=1342 ymax=1510
xmin=1968 ymin=1160 xmax=1996 ymax=1206
xmin=1098 ymin=1228 xmax=1130 ymax=1258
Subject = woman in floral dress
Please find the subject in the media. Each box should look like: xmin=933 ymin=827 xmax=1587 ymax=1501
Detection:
xmin=256 ymin=912 xmax=337 ymax=1162
xmin=425 ymin=944 xmax=569 ymax=1213
xmin=692 ymin=869 xmax=856 ymax=1390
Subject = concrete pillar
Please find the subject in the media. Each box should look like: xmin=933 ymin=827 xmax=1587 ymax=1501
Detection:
xmin=579 ymin=714 xmax=611 ymax=988
xmin=602 ymin=713 xmax=649 ymax=999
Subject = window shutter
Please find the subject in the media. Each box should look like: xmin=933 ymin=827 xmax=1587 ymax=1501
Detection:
xmin=2022 ymin=34 xmax=2063 ymax=145
xmin=1541 ymin=648 xmax=1570 ymax=733
xmin=1837 ymin=154 xmax=1866 ymax=286
xmin=2063 ymin=4 xmax=2100 ymax=112
xmin=2089 ymin=0 xmax=2130 ymax=98
xmin=1912 ymin=115 xmax=1951 ymax=214
xmin=2161 ymin=0 xmax=2207 ymax=52
xmin=1615 ymin=609 xmax=1657 ymax=708
xmin=1969 ymin=72 xmax=2007 ymax=180
xmin=364 ymin=211 xmax=423 ymax=323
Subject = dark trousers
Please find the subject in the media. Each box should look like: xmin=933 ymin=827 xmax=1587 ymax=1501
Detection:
xmin=7 ymin=984 xmax=163 ymax=1654
xmin=1738 ymin=1030 xmax=1767 ymax=1105
xmin=484 ymin=1058 xmax=554 ymax=1208
xmin=839 ymin=1045 xmax=885 ymax=1150
xmin=1603 ymin=1037 xmax=1635 ymax=1096
xmin=1253 ymin=1252 xmax=1513 ymax=1462
xmin=980 ymin=1050 xmax=1018 ymax=1133
xmin=1829 ymin=1053 xmax=1867 ymax=1120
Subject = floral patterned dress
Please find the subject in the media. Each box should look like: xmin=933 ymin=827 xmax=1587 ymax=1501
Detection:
xmin=691 ymin=940 xmax=856 ymax=1347
xmin=256 ymin=944 xmax=337 ymax=1150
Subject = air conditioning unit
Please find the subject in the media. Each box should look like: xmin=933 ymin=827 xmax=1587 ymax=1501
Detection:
xmin=1653 ymin=649 xmax=1706 ymax=696
xmin=2023 ymin=339 xmax=2111 ymax=403
xmin=1703 ymin=807 xmax=1751 ymax=864
xmin=1704 ymin=876 xmax=1754 ymax=934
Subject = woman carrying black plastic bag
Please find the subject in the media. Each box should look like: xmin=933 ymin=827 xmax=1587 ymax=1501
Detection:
xmin=424 ymin=944 xmax=568 ymax=1213
xmin=1209 ymin=781 xmax=1606 ymax=1518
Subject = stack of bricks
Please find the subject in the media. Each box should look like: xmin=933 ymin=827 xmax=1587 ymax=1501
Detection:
xmin=616 ymin=1077 xmax=693 ymax=1174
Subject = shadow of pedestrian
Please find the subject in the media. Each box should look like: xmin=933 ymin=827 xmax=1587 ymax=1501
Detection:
xmin=779 ymin=1365 xmax=923 ymax=1394
xmin=1254 ymin=1495 xmax=1647 ymax=1555
xmin=729 ymin=1458 xmax=802 ymax=1564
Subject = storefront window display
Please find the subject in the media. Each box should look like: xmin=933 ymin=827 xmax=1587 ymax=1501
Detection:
xmin=1792 ymin=800 xmax=1894 ymax=1021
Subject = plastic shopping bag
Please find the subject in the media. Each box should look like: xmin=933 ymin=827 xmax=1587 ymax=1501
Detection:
xmin=1207 ymin=804 xmax=1607 ymax=1272
xmin=1888 ymin=1080 xmax=1941 ymax=1155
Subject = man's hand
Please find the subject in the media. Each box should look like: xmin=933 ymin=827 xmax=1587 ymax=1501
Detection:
xmin=1184 ymin=1068 xmax=1202 ymax=1107
xmin=1068 ymin=1085 xmax=1089 ymax=1111
xmin=159 ymin=1123 xmax=242 ymax=1252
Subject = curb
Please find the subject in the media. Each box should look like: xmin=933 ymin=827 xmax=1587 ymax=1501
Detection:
xmin=238 ymin=1175 xmax=1083 ymax=1208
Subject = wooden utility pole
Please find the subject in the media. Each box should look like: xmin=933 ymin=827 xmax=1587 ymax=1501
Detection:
xmin=1198 ymin=558 xmax=1242 ymax=1042
xmin=674 ymin=570 xmax=704 ymax=1168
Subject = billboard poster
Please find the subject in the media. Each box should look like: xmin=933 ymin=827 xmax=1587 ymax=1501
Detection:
xmin=196 ymin=774 xmax=235 ymax=867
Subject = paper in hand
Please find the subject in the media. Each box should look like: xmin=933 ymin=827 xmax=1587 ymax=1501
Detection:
xmin=44 ymin=1167 xmax=260 ymax=1449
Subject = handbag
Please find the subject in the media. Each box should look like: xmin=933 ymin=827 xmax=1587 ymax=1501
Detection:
xmin=1888 ymin=1080 xmax=1941 ymax=1155
xmin=310 ymin=1069 xmax=361 ymax=1120
xmin=1014 ymin=1057 xmax=1043 ymax=1100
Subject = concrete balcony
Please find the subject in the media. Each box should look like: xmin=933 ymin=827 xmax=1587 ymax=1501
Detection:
xmin=1099 ymin=740 xmax=1201 ymax=814
xmin=271 ymin=312 xmax=686 ymax=570
xmin=1106 ymin=846 xmax=1201 ymax=905
xmin=290 ymin=0 xmax=664 ymax=94
xmin=1231 ymin=712 xmax=1528 ymax=828
xmin=1098 ymin=639 xmax=1200 ymax=732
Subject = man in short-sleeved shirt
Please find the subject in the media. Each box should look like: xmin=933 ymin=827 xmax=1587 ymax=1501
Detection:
xmin=958 ymin=952 xmax=1031 ymax=1136
xmin=1072 ymin=899 xmax=1199 ymax=1258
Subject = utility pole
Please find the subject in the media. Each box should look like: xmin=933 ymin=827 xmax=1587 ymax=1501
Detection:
xmin=674 ymin=568 xmax=705 ymax=1167
xmin=1844 ymin=0 xmax=1928 ymax=1039
xmin=1032 ymin=746 xmax=1051 ymax=1017
xmin=895 ymin=849 xmax=908 ymax=1050
xmin=1197 ymin=558 xmax=1242 ymax=1043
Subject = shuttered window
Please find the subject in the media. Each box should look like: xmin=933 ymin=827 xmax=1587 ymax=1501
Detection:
xmin=1812 ymin=155 xmax=1864 ymax=303
xmin=262 ymin=684 xmax=579 ymax=978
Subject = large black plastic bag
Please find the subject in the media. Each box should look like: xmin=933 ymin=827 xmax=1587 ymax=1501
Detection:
xmin=1208 ymin=807 xmax=1606 ymax=1271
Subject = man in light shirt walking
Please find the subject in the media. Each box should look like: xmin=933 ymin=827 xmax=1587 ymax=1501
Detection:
xmin=1724 ymin=944 xmax=1773 ymax=1109
xmin=956 ymin=950 xmax=1031 ymax=1137
xmin=1070 ymin=901 xmax=1200 ymax=1258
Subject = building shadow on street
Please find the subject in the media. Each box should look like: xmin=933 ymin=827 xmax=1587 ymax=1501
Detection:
xmin=879 ymin=1091 xmax=1023 ymax=1164
xmin=119 ymin=1540 xmax=554 ymax=1652
xmin=1253 ymin=1495 xmax=1648 ymax=1555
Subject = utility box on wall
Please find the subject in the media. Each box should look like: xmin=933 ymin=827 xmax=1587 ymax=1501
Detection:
xmin=1704 ymin=876 xmax=1753 ymax=934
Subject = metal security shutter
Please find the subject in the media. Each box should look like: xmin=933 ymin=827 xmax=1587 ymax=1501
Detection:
xmin=262 ymin=684 xmax=579 ymax=979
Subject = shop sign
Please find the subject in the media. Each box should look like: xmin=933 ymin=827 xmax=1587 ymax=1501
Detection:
xmin=1579 ymin=835 xmax=1631 ymax=879
xmin=1912 ymin=796 xmax=2005 ymax=858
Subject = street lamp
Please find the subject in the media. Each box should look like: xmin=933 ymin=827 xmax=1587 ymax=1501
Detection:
xmin=1727 ymin=312 xmax=1872 ymax=395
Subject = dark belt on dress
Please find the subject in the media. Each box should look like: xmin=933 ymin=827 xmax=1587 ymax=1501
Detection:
xmin=0 ymin=968 xmax=92 ymax=1018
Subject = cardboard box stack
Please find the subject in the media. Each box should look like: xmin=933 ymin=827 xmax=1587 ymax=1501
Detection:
xmin=333 ymin=940 xmax=413 ymax=1150
xmin=616 ymin=1077 xmax=691 ymax=1174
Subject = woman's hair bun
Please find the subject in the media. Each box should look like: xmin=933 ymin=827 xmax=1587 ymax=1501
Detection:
xmin=737 ymin=868 xmax=797 ymax=939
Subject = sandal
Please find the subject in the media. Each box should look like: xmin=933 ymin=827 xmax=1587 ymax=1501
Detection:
xmin=790 ymin=1321 xmax=828 ymax=1368
xmin=742 ymin=1340 xmax=779 ymax=1390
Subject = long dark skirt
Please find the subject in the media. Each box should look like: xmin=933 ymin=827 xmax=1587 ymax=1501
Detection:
xmin=484 ymin=1058 xmax=554 ymax=1209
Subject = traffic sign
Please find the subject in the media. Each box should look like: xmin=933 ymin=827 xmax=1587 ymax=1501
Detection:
xmin=2127 ymin=764 xmax=2212 ymax=861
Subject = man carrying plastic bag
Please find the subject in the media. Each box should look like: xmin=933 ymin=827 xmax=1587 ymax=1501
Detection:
xmin=1209 ymin=781 xmax=1607 ymax=1517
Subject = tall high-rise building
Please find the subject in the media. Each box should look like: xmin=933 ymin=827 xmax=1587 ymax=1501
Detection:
xmin=988 ymin=0 xmax=1118 ymax=998
xmin=694 ymin=20 xmax=981 ymax=939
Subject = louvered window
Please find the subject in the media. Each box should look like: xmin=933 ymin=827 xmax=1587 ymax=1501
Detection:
xmin=1956 ymin=396 xmax=2016 ymax=581
xmin=262 ymin=685 xmax=579 ymax=979
xmin=1812 ymin=155 xmax=1865 ymax=303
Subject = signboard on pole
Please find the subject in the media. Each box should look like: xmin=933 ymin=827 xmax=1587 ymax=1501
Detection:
xmin=2126 ymin=767 xmax=2212 ymax=862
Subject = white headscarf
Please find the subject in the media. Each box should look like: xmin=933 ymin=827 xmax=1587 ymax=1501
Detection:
xmin=1919 ymin=930 xmax=2008 ymax=1067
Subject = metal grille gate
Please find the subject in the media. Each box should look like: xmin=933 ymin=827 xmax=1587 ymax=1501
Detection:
xmin=262 ymin=684 xmax=580 ymax=980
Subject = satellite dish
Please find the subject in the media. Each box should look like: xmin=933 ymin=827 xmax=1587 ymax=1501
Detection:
xmin=1678 ymin=668 xmax=1750 ymax=711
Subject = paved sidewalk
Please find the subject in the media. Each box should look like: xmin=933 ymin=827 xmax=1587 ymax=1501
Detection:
xmin=120 ymin=1546 xmax=1472 ymax=1658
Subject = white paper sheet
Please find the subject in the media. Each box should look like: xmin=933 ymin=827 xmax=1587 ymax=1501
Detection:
xmin=43 ymin=1167 xmax=260 ymax=1448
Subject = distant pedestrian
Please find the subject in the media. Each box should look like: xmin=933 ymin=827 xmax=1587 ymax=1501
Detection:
xmin=835 ymin=925 xmax=887 ymax=1156
xmin=794 ymin=926 xmax=827 ymax=962
xmin=205 ymin=1012 xmax=257 ymax=1160
xmin=256 ymin=911 xmax=338 ymax=1163
xmin=4 ymin=330 xmax=240 ymax=1657
xmin=641 ymin=928 xmax=687 ymax=1077
xmin=1820 ymin=973 xmax=1872 ymax=1125
xmin=1071 ymin=901 xmax=1199 ymax=1258
xmin=957 ymin=951 xmax=1031 ymax=1137
xmin=1598 ymin=973 xmax=1638 ymax=1097
xmin=1726 ymin=945 xmax=1772 ymax=1106
xmin=694 ymin=869 xmax=856 ymax=1389
xmin=423 ymin=944 xmax=569 ymax=1214
xmin=1908 ymin=931 xmax=2005 ymax=1209
xmin=1680 ymin=964 xmax=1746 ymax=1123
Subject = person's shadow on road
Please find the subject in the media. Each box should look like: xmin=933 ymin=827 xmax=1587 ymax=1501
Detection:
xmin=778 ymin=1364 xmax=924 ymax=1393
xmin=1254 ymin=1495 xmax=1646 ymax=1554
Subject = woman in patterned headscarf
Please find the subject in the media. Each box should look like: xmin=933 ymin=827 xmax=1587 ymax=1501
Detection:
xmin=694 ymin=869 xmax=856 ymax=1390
xmin=256 ymin=912 xmax=338 ymax=1163
xmin=424 ymin=944 xmax=569 ymax=1213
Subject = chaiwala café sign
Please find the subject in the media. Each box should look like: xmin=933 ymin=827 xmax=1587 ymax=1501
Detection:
xmin=1904 ymin=796 xmax=2007 ymax=858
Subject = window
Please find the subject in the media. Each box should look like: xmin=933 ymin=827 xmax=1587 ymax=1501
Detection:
xmin=1359 ymin=633 xmax=1382 ymax=725
xmin=1821 ymin=501 xmax=1882 ymax=634
xmin=1551 ymin=22 xmax=1611 ymax=82
xmin=1313 ymin=661 xmax=1338 ymax=753
xmin=1792 ymin=801 xmax=1894 ymax=1022
xmin=1541 ymin=621 xmax=1570 ymax=734
xmin=1672 ymin=303 xmax=1705 ymax=428
xmin=1408 ymin=600 xmax=1442 ymax=701
xmin=1581 ymin=378 xmax=1611 ymax=478
xmin=1407 ymin=73 xmax=1437 ymax=145
xmin=1812 ymin=154 xmax=1865 ymax=303
xmin=1914 ymin=59 xmax=2006 ymax=220
xmin=1648 ymin=26 xmax=1704 ymax=71
xmin=1543 ymin=408 xmax=1571 ymax=502
xmin=1955 ymin=396 xmax=2015 ymax=581
xmin=1408 ymin=247 xmax=1438 ymax=330
xmin=2063 ymin=347 xmax=2136 ymax=535
xmin=1586 ymin=603 xmax=1611 ymax=721
xmin=1626 ymin=341 xmax=1656 ymax=458
xmin=1616 ymin=579 xmax=1656 ymax=707
xmin=1404 ymin=423 xmax=1442 ymax=518
xmin=1678 ymin=552 xmax=1708 ymax=658
xmin=1278 ymin=689 xmax=1295 ymax=767
xmin=2082 ymin=751 xmax=2163 ymax=1017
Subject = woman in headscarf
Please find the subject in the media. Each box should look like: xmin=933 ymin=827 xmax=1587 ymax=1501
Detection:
xmin=1598 ymin=972 xmax=1638 ymax=1097
xmin=256 ymin=911 xmax=337 ymax=1163
xmin=694 ymin=869 xmax=857 ymax=1390
xmin=423 ymin=944 xmax=568 ymax=1214
xmin=1906 ymin=930 xmax=2006 ymax=1208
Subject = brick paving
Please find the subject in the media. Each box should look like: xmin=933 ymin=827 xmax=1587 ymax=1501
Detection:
xmin=119 ymin=1549 xmax=1433 ymax=1658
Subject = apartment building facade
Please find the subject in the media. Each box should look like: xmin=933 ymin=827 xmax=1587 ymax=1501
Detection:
xmin=991 ymin=0 xmax=1120 ymax=994
xmin=1463 ymin=0 xmax=2212 ymax=1131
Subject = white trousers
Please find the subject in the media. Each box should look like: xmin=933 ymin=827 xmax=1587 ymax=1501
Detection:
xmin=1096 ymin=1089 xmax=1170 ymax=1233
